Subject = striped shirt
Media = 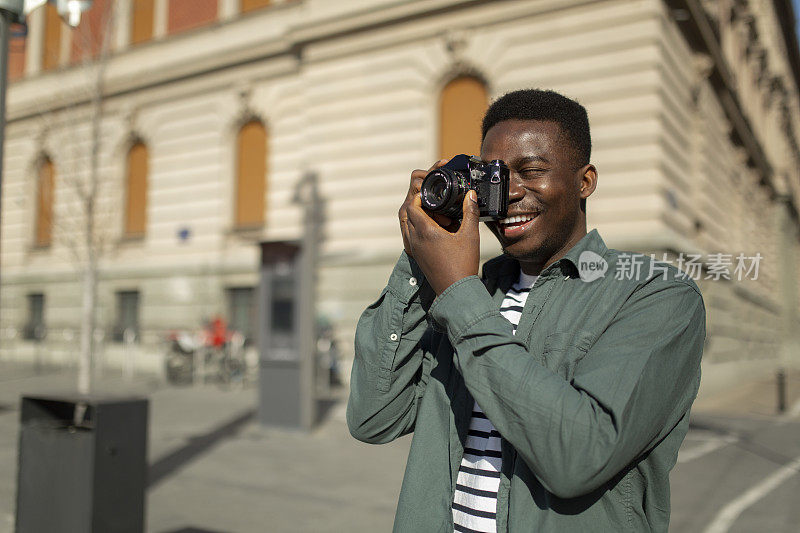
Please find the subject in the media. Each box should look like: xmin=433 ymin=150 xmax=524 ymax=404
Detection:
xmin=452 ymin=272 xmax=538 ymax=533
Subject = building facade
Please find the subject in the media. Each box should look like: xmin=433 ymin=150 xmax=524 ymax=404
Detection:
xmin=1 ymin=0 xmax=799 ymax=392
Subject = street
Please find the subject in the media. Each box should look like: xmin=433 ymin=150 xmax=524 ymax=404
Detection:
xmin=671 ymin=374 xmax=800 ymax=533
xmin=0 ymin=362 xmax=798 ymax=532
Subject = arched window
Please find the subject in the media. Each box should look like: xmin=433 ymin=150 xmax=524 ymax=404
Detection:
xmin=131 ymin=0 xmax=154 ymax=45
xmin=241 ymin=0 xmax=272 ymax=14
xmin=235 ymin=120 xmax=267 ymax=228
xmin=42 ymin=3 xmax=62 ymax=71
xmin=125 ymin=142 xmax=148 ymax=237
xmin=438 ymin=76 xmax=489 ymax=160
xmin=35 ymin=158 xmax=55 ymax=247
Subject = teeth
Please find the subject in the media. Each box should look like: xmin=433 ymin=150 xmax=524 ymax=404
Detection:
xmin=499 ymin=214 xmax=536 ymax=225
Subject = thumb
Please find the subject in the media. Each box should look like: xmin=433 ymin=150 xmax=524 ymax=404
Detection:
xmin=458 ymin=190 xmax=480 ymax=233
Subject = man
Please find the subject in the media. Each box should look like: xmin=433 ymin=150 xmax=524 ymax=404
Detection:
xmin=347 ymin=89 xmax=705 ymax=532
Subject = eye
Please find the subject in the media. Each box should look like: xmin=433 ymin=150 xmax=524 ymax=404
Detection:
xmin=519 ymin=167 xmax=547 ymax=177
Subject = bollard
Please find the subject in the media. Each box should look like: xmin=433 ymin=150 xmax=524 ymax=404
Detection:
xmin=777 ymin=368 xmax=787 ymax=414
xmin=123 ymin=328 xmax=136 ymax=382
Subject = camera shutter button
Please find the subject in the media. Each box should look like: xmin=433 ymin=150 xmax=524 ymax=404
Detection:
xmin=409 ymin=277 xmax=418 ymax=287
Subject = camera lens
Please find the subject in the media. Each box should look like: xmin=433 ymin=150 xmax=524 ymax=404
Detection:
xmin=421 ymin=168 xmax=466 ymax=218
xmin=422 ymin=172 xmax=452 ymax=209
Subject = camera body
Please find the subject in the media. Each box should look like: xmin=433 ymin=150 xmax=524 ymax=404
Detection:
xmin=420 ymin=154 xmax=510 ymax=221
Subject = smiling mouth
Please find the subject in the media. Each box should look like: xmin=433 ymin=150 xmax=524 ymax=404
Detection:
xmin=493 ymin=212 xmax=540 ymax=238
xmin=498 ymin=212 xmax=539 ymax=227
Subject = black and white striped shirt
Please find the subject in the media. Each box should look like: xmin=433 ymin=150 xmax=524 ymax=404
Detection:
xmin=452 ymin=272 xmax=538 ymax=533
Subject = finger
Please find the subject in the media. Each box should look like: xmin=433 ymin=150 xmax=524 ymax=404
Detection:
xmin=399 ymin=211 xmax=409 ymax=234
xmin=431 ymin=213 xmax=454 ymax=228
xmin=406 ymin=194 xmax=434 ymax=229
xmin=457 ymin=190 xmax=480 ymax=235
xmin=409 ymin=170 xmax=428 ymax=196
xmin=408 ymin=159 xmax=449 ymax=198
xmin=427 ymin=158 xmax=449 ymax=172
xmin=403 ymin=202 xmax=417 ymax=231
xmin=413 ymin=194 xmax=455 ymax=231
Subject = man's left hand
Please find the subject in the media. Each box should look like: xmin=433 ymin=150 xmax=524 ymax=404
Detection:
xmin=406 ymin=190 xmax=480 ymax=295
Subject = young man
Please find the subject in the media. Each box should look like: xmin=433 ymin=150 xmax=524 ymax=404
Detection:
xmin=348 ymin=89 xmax=705 ymax=532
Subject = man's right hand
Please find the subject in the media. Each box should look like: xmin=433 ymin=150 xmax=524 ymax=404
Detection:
xmin=399 ymin=159 xmax=458 ymax=258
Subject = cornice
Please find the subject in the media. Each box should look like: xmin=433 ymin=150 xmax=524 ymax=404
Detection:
xmin=6 ymin=0 xmax=495 ymax=120
xmin=665 ymin=0 xmax=800 ymax=222
xmin=773 ymin=0 xmax=800 ymax=100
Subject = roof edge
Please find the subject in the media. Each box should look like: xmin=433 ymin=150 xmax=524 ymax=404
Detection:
xmin=774 ymin=0 xmax=800 ymax=97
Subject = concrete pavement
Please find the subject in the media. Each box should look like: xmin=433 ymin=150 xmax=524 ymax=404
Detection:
xmin=0 ymin=363 xmax=410 ymax=533
xmin=0 ymin=362 xmax=798 ymax=532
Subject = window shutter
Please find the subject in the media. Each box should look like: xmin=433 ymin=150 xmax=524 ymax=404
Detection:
xmin=241 ymin=0 xmax=272 ymax=14
xmin=438 ymin=76 xmax=489 ymax=160
xmin=43 ymin=4 xmax=62 ymax=71
xmin=235 ymin=120 xmax=267 ymax=228
xmin=125 ymin=142 xmax=148 ymax=237
xmin=35 ymin=159 xmax=55 ymax=247
xmin=131 ymin=0 xmax=155 ymax=45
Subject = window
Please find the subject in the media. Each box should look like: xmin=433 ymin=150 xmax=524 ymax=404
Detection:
xmin=42 ymin=3 xmax=62 ymax=70
xmin=131 ymin=0 xmax=155 ymax=45
xmin=124 ymin=142 xmax=148 ymax=237
xmin=438 ymin=76 xmax=489 ymax=160
xmin=168 ymin=0 xmax=218 ymax=35
xmin=227 ymin=287 xmax=256 ymax=344
xmin=23 ymin=294 xmax=45 ymax=341
xmin=35 ymin=158 xmax=55 ymax=247
xmin=241 ymin=0 xmax=272 ymax=14
xmin=113 ymin=290 xmax=140 ymax=342
xmin=270 ymin=270 xmax=294 ymax=351
xmin=235 ymin=120 xmax=268 ymax=228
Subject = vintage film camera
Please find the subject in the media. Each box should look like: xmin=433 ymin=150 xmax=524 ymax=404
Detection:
xmin=420 ymin=154 xmax=510 ymax=221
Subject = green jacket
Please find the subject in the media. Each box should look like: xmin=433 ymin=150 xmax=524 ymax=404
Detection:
xmin=347 ymin=230 xmax=705 ymax=532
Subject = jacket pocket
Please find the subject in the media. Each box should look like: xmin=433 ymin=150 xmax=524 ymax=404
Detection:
xmin=541 ymin=330 xmax=593 ymax=381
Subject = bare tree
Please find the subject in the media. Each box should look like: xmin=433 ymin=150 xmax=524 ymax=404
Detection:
xmin=31 ymin=3 xmax=117 ymax=394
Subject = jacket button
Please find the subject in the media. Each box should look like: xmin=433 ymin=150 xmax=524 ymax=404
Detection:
xmin=409 ymin=277 xmax=418 ymax=286
xmin=389 ymin=333 xmax=398 ymax=341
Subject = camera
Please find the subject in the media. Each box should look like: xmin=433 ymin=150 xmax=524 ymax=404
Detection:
xmin=420 ymin=154 xmax=509 ymax=221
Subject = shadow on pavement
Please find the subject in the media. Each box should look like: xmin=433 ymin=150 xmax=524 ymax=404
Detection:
xmin=148 ymin=408 xmax=256 ymax=488
xmin=690 ymin=415 xmax=796 ymax=466
xmin=689 ymin=418 xmax=733 ymax=435
xmin=316 ymin=397 xmax=340 ymax=425
xmin=159 ymin=527 xmax=224 ymax=533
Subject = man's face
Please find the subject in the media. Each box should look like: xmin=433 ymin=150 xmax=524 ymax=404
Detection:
xmin=480 ymin=119 xmax=595 ymax=273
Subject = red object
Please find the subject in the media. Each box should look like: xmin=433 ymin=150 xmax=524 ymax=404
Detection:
xmin=206 ymin=316 xmax=229 ymax=348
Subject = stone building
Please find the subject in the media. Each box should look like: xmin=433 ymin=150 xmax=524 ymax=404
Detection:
xmin=0 ymin=0 xmax=798 ymax=394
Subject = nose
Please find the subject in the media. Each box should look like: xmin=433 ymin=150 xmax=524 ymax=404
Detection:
xmin=508 ymin=172 xmax=525 ymax=202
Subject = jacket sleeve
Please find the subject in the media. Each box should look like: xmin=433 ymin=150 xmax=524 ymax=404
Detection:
xmin=346 ymin=251 xmax=438 ymax=444
xmin=427 ymin=274 xmax=705 ymax=499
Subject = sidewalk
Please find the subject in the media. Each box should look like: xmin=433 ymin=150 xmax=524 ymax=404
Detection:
xmin=692 ymin=367 xmax=800 ymax=419
xmin=0 ymin=363 xmax=410 ymax=533
xmin=1 ymin=362 xmax=797 ymax=533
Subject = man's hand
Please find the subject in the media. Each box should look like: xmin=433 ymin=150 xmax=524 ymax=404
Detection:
xmin=399 ymin=160 xmax=458 ymax=258
xmin=405 ymin=190 xmax=480 ymax=295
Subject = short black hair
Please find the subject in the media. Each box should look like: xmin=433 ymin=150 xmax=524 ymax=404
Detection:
xmin=481 ymin=89 xmax=591 ymax=166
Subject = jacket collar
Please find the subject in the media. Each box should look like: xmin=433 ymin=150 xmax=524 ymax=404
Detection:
xmin=482 ymin=228 xmax=608 ymax=286
xmin=560 ymin=229 xmax=609 ymax=272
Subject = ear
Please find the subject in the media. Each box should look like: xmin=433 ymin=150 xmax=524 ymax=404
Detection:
xmin=578 ymin=164 xmax=598 ymax=200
